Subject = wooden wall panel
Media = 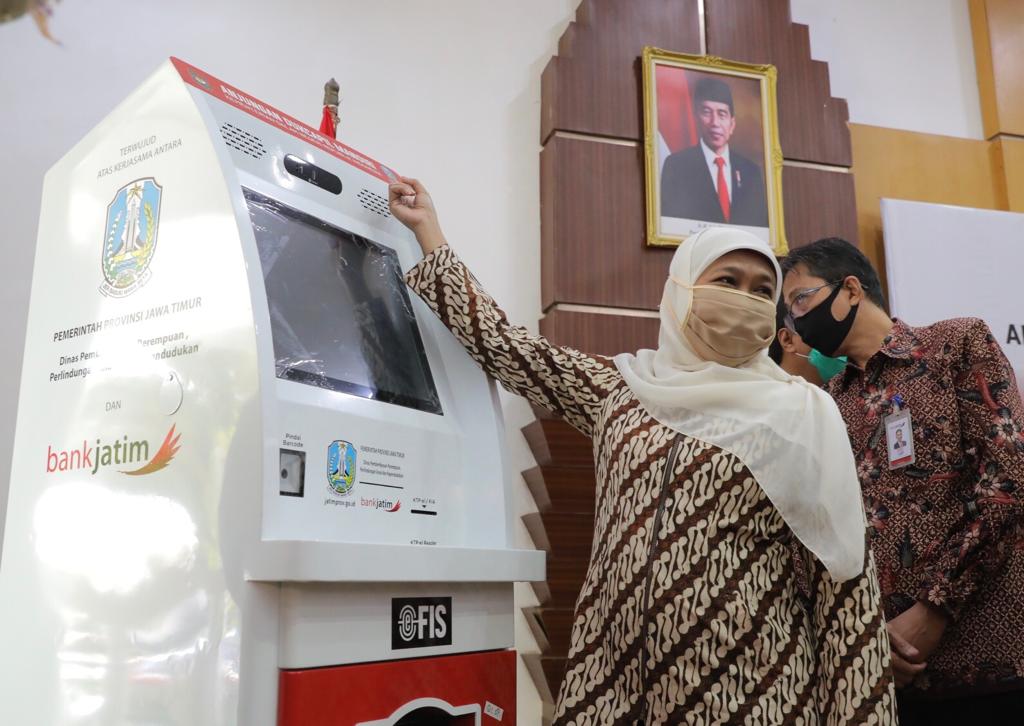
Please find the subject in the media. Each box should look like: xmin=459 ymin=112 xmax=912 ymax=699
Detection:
xmin=540 ymin=308 xmax=659 ymax=358
xmin=782 ymin=166 xmax=858 ymax=249
xmin=706 ymin=0 xmax=852 ymax=166
xmin=541 ymin=135 xmax=672 ymax=310
xmin=522 ymin=653 xmax=567 ymax=709
xmin=542 ymin=136 xmax=858 ymax=310
xmin=524 ymin=465 xmax=597 ymax=514
xmin=524 ymin=511 xmax=595 ymax=561
xmin=522 ymin=416 xmax=594 ymax=469
xmin=849 ymin=123 xmax=1001 ymax=288
xmin=995 ymin=136 xmax=1024 ymax=212
xmin=988 ymin=1 xmax=1024 ymax=135
xmin=989 ymin=139 xmax=1011 ymax=211
xmin=970 ymin=0 xmax=1024 ymax=138
xmin=525 ymin=607 xmax=576 ymax=655
xmin=970 ymin=0 xmax=1000 ymax=140
xmin=540 ymin=0 xmax=701 ymax=142
xmin=532 ymin=558 xmax=589 ymax=609
xmin=540 ymin=135 xmax=557 ymax=316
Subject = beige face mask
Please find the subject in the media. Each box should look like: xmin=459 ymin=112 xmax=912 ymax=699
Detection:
xmin=679 ymin=284 xmax=776 ymax=367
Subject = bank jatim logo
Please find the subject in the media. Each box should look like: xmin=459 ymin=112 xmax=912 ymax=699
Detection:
xmin=46 ymin=425 xmax=182 ymax=476
xmin=360 ymin=496 xmax=401 ymax=512
xmin=391 ymin=596 xmax=453 ymax=650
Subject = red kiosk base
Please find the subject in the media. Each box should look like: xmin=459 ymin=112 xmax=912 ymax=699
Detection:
xmin=277 ymin=650 xmax=517 ymax=726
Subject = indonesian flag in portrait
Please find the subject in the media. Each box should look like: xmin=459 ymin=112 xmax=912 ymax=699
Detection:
xmin=656 ymin=65 xmax=697 ymax=167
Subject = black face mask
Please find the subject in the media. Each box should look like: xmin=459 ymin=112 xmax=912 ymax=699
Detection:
xmin=793 ymin=283 xmax=858 ymax=357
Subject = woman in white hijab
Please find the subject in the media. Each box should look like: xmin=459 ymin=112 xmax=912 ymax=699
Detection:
xmin=390 ymin=178 xmax=897 ymax=725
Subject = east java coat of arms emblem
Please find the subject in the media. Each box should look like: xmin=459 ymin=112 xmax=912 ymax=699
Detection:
xmin=100 ymin=177 xmax=162 ymax=297
xmin=327 ymin=440 xmax=357 ymax=496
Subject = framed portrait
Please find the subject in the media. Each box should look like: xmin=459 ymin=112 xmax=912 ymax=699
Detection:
xmin=642 ymin=47 xmax=787 ymax=253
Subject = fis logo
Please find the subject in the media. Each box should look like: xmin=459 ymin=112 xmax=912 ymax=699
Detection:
xmin=391 ymin=597 xmax=452 ymax=650
xmin=46 ymin=425 xmax=182 ymax=476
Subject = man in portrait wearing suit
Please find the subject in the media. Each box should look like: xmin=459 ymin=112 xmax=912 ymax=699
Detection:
xmin=660 ymin=76 xmax=769 ymax=226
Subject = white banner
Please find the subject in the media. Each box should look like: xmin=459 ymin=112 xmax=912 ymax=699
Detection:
xmin=882 ymin=198 xmax=1024 ymax=397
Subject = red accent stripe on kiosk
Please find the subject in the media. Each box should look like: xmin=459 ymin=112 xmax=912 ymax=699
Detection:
xmin=277 ymin=650 xmax=516 ymax=725
xmin=170 ymin=57 xmax=397 ymax=183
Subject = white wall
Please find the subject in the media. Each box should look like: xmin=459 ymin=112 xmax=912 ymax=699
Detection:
xmin=0 ymin=0 xmax=985 ymax=721
xmin=791 ymin=0 xmax=984 ymax=139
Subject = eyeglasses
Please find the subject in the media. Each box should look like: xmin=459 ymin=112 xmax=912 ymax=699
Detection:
xmin=787 ymin=279 xmax=844 ymax=318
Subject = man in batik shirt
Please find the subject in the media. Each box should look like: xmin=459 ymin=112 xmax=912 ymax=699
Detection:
xmin=782 ymin=238 xmax=1024 ymax=724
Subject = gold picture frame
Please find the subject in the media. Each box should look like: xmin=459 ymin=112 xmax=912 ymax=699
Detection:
xmin=642 ymin=46 xmax=787 ymax=254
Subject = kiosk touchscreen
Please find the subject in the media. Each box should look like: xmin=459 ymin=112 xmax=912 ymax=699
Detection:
xmin=0 ymin=58 xmax=543 ymax=726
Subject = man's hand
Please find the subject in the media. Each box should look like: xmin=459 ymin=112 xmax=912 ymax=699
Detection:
xmin=886 ymin=624 xmax=926 ymax=688
xmin=886 ymin=601 xmax=950 ymax=688
xmin=388 ymin=177 xmax=446 ymax=255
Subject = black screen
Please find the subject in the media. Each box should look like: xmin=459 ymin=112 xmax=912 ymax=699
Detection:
xmin=244 ymin=188 xmax=442 ymax=415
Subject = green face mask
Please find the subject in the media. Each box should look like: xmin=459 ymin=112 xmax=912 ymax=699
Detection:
xmin=804 ymin=349 xmax=848 ymax=382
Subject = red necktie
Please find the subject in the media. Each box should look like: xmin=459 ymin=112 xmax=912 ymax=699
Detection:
xmin=715 ymin=156 xmax=730 ymax=222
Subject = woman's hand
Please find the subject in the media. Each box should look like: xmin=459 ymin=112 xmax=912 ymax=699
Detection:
xmin=388 ymin=176 xmax=447 ymax=255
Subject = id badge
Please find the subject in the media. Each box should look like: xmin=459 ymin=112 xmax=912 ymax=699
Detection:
xmin=884 ymin=409 xmax=915 ymax=469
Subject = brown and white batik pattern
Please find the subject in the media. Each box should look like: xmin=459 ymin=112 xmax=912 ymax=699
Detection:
xmin=406 ymin=246 xmax=897 ymax=725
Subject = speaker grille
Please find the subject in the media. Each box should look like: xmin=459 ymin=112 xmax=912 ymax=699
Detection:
xmin=219 ymin=123 xmax=266 ymax=160
xmin=357 ymin=189 xmax=391 ymax=218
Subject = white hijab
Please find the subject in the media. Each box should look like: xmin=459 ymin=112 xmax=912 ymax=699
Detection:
xmin=614 ymin=228 xmax=866 ymax=582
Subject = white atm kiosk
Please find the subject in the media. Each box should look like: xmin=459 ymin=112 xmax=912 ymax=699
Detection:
xmin=0 ymin=58 xmax=544 ymax=725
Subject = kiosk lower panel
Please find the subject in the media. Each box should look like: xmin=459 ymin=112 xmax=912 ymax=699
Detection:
xmin=277 ymin=650 xmax=516 ymax=725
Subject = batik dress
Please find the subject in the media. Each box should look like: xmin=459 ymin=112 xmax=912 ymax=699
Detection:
xmin=406 ymin=247 xmax=897 ymax=725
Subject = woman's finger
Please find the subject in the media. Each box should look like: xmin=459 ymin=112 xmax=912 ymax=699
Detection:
xmin=400 ymin=176 xmax=427 ymax=194
xmin=388 ymin=182 xmax=415 ymax=200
